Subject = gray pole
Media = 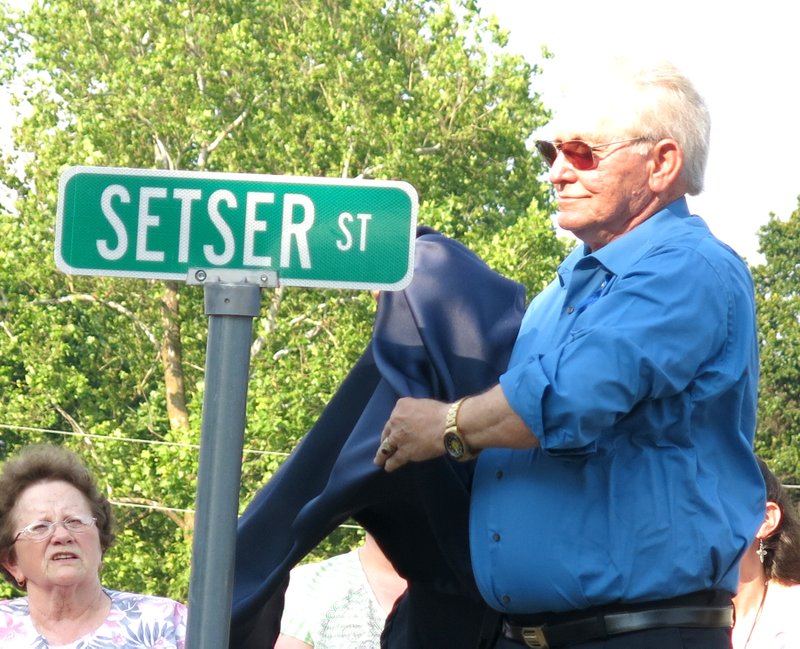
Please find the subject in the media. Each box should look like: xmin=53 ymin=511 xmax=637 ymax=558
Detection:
xmin=185 ymin=279 xmax=262 ymax=649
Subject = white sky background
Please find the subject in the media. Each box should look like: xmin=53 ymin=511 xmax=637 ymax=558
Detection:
xmin=479 ymin=0 xmax=800 ymax=264
xmin=2 ymin=1 xmax=798 ymax=264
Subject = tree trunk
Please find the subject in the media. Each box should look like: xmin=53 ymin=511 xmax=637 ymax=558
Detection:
xmin=160 ymin=281 xmax=190 ymax=432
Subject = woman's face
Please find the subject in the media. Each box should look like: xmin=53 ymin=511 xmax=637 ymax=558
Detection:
xmin=1 ymin=480 xmax=103 ymax=592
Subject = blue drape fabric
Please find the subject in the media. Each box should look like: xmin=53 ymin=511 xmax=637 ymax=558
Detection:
xmin=230 ymin=229 xmax=527 ymax=649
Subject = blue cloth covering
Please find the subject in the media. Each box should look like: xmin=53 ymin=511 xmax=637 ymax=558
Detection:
xmin=473 ymin=198 xmax=765 ymax=614
xmin=230 ymin=228 xmax=526 ymax=649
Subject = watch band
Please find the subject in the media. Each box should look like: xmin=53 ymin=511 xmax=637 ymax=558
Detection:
xmin=445 ymin=397 xmax=466 ymax=432
xmin=443 ymin=397 xmax=477 ymax=461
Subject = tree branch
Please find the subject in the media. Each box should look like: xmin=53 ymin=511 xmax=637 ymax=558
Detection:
xmin=54 ymin=404 xmax=86 ymax=436
xmin=33 ymin=294 xmax=159 ymax=348
xmin=0 ymin=320 xmax=17 ymax=342
xmin=250 ymin=286 xmax=284 ymax=360
xmin=198 ymin=92 xmax=266 ymax=169
xmin=130 ymin=109 xmax=175 ymax=170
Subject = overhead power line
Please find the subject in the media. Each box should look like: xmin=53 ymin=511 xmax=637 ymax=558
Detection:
xmin=2 ymin=424 xmax=799 ymax=501
xmin=0 ymin=423 xmax=290 ymax=458
xmin=110 ymin=499 xmax=195 ymax=514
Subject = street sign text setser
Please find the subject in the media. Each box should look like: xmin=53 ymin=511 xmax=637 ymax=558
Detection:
xmin=56 ymin=166 xmax=418 ymax=290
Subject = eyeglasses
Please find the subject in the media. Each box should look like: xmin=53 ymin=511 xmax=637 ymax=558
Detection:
xmin=535 ymin=138 xmax=647 ymax=171
xmin=13 ymin=516 xmax=97 ymax=543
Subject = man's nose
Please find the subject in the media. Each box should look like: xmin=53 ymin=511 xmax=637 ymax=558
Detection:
xmin=549 ymin=151 xmax=578 ymax=183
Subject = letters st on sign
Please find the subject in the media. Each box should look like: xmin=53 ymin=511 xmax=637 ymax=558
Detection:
xmin=56 ymin=167 xmax=419 ymax=290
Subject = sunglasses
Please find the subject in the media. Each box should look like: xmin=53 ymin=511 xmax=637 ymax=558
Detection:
xmin=535 ymin=138 xmax=646 ymax=171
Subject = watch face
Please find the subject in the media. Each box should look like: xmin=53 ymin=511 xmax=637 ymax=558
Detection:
xmin=444 ymin=431 xmax=465 ymax=459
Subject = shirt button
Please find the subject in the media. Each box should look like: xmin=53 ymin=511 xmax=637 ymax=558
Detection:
xmin=600 ymin=281 xmax=606 ymax=288
xmin=496 ymin=470 xmax=504 ymax=479
xmin=492 ymin=532 xmax=501 ymax=542
xmin=502 ymin=595 xmax=511 ymax=605
xmin=566 ymin=305 xmax=575 ymax=314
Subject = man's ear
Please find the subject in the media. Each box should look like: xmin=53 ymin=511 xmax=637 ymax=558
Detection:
xmin=756 ymin=500 xmax=782 ymax=539
xmin=647 ymin=138 xmax=684 ymax=194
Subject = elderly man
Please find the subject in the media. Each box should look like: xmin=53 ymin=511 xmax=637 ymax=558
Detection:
xmin=375 ymin=58 xmax=764 ymax=649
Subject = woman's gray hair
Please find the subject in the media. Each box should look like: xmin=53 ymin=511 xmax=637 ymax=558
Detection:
xmin=0 ymin=444 xmax=116 ymax=589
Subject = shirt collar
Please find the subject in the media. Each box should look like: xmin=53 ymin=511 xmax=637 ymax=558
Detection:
xmin=558 ymin=197 xmax=697 ymax=282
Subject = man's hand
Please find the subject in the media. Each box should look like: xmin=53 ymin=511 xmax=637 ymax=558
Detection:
xmin=374 ymin=386 xmax=537 ymax=472
xmin=374 ymin=397 xmax=449 ymax=472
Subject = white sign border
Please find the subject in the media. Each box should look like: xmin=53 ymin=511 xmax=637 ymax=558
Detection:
xmin=55 ymin=165 xmax=419 ymax=291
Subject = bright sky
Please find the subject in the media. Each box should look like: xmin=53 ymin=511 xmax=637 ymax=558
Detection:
xmin=3 ymin=1 xmax=798 ymax=264
xmin=480 ymin=0 xmax=800 ymax=264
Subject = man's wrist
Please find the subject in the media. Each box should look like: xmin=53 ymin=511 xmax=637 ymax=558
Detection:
xmin=443 ymin=397 xmax=478 ymax=461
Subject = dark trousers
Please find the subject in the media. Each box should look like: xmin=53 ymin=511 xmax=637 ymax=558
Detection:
xmin=493 ymin=626 xmax=731 ymax=649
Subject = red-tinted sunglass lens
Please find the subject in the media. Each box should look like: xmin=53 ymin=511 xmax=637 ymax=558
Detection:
xmin=560 ymin=141 xmax=596 ymax=170
xmin=535 ymin=140 xmax=596 ymax=170
xmin=535 ymin=140 xmax=558 ymax=166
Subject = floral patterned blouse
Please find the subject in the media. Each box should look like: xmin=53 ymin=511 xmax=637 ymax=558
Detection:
xmin=0 ymin=588 xmax=186 ymax=648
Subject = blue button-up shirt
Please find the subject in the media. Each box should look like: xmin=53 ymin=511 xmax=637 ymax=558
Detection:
xmin=470 ymin=198 xmax=765 ymax=614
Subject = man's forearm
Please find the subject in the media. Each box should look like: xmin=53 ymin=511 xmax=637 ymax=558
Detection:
xmin=374 ymin=385 xmax=538 ymax=472
xmin=458 ymin=384 xmax=539 ymax=453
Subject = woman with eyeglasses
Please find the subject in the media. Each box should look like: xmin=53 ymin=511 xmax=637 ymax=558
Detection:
xmin=0 ymin=443 xmax=187 ymax=648
xmin=732 ymin=457 xmax=800 ymax=649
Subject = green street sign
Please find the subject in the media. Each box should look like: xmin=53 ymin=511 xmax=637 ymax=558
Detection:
xmin=56 ymin=166 xmax=418 ymax=290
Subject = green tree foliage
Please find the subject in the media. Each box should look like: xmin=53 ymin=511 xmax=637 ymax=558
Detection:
xmin=0 ymin=0 xmax=564 ymax=599
xmin=752 ymin=202 xmax=800 ymax=483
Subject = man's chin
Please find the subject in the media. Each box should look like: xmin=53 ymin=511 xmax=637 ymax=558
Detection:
xmin=556 ymin=212 xmax=585 ymax=234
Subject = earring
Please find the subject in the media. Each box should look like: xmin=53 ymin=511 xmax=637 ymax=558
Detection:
xmin=15 ymin=576 xmax=26 ymax=588
xmin=756 ymin=538 xmax=767 ymax=564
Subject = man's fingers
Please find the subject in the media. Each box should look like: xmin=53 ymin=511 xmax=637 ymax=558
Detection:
xmin=379 ymin=439 xmax=398 ymax=457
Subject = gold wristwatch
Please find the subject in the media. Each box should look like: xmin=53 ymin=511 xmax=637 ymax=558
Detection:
xmin=443 ymin=397 xmax=477 ymax=461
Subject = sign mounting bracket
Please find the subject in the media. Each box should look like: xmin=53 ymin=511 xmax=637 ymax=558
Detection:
xmin=186 ymin=267 xmax=279 ymax=288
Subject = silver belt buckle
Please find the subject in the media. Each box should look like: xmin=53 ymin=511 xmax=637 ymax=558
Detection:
xmin=521 ymin=626 xmax=550 ymax=649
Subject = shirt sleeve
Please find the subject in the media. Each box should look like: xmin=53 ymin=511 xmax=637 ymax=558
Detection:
xmin=279 ymin=564 xmax=318 ymax=644
xmin=500 ymin=241 xmax=755 ymax=453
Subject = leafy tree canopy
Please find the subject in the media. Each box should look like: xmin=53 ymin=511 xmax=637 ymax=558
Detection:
xmin=0 ymin=0 xmax=564 ymax=599
xmin=752 ymin=200 xmax=800 ymax=484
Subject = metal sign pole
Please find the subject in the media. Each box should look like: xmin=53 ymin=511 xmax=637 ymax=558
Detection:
xmin=185 ymin=276 xmax=264 ymax=649
xmin=54 ymin=164 xmax=418 ymax=645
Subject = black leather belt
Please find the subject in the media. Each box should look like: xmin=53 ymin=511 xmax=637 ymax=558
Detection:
xmin=502 ymin=605 xmax=733 ymax=648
